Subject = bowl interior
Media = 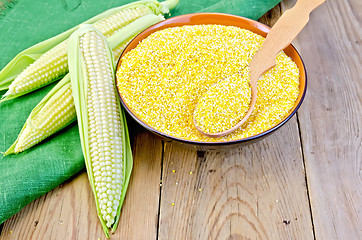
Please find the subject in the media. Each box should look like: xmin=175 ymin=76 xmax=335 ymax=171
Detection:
xmin=116 ymin=13 xmax=306 ymax=145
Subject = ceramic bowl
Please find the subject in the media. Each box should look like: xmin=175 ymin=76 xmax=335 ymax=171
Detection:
xmin=115 ymin=13 xmax=306 ymax=150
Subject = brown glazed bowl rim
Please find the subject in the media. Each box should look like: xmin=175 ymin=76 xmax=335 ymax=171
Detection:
xmin=115 ymin=13 xmax=307 ymax=146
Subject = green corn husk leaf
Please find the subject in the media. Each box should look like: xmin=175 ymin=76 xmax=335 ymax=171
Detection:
xmin=108 ymin=13 xmax=165 ymax=49
xmin=68 ymin=24 xmax=132 ymax=238
xmin=3 ymin=13 xmax=165 ymax=155
xmin=0 ymin=0 xmax=175 ymax=92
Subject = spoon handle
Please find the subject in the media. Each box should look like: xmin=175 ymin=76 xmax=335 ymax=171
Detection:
xmin=249 ymin=0 xmax=325 ymax=85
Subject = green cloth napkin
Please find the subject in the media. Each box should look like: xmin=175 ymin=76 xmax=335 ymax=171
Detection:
xmin=0 ymin=0 xmax=280 ymax=224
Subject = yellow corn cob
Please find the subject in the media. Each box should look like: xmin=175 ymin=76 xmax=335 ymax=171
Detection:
xmin=4 ymin=14 xmax=164 ymax=155
xmin=0 ymin=0 xmax=178 ymax=102
xmin=68 ymin=24 xmax=126 ymax=237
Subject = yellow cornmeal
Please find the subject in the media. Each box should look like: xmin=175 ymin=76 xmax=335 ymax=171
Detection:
xmin=116 ymin=25 xmax=300 ymax=142
xmin=194 ymin=67 xmax=251 ymax=134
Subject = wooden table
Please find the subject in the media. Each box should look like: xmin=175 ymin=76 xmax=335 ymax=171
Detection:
xmin=1 ymin=0 xmax=361 ymax=239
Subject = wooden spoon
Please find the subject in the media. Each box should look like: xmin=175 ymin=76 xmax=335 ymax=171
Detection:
xmin=194 ymin=0 xmax=325 ymax=137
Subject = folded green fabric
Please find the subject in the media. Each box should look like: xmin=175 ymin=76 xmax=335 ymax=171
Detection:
xmin=0 ymin=0 xmax=280 ymax=224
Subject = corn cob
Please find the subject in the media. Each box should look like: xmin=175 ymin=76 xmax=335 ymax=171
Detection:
xmin=0 ymin=0 xmax=178 ymax=102
xmin=4 ymin=75 xmax=75 ymax=155
xmin=68 ymin=24 xmax=128 ymax=237
xmin=4 ymin=14 xmax=164 ymax=155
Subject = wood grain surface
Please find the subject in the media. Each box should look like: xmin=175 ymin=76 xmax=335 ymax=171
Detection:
xmin=283 ymin=0 xmax=362 ymax=239
xmin=1 ymin=0 xmax=361 ymax=239
xmin=158 ymin=118 xmax=313 ymax=240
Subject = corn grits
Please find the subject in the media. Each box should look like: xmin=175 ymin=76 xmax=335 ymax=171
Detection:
xmin=116 ymin=25 xmax=300 ymax=142
xmin=194 ymin=67 xmax=252 ymax=134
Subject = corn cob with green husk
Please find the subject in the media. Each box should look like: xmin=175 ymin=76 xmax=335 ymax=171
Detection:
xmin=68 ymin=24 xmax=129 ymax=237
xmin=3 ymin=75 xmax=75 ymax=155
xmin=0 ymin=0 xmax=178 ymax=102
xmin=4 ymin=14 xmax=164 ymax=155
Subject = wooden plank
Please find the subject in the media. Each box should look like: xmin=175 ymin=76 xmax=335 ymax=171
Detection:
xmin=115 ymin=131 xmax=163 ymax=239
xmin=158 ymin=118 xmax=314 ymax=239
xmin=258 ymin=3 xmax=282 ymax=27
xmin=0 ymin=128 xmax=163 ymax=240
xmin=283 ymin=0 xmax=362 ymax=239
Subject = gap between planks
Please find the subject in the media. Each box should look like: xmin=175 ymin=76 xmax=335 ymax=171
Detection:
xmin=296 ymin=113 xmax=316 ymax=240
xmin=280 ymin=0 xmax=317 ymax=239
xmin=155 ymin=141 xmax=165 ymax=240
